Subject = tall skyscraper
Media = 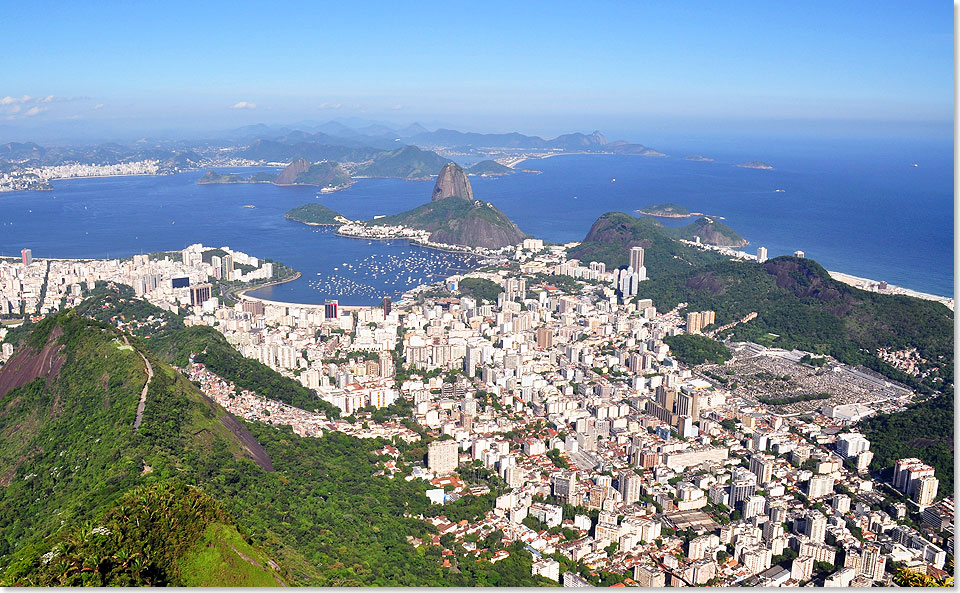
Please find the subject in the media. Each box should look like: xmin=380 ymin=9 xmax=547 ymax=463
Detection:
xmin=630 ymin=246 xmax=645 ymax=271
xmin=807 ymin=475 xmax=835 ymax=499
xmin=189 ymin=283 xmax=212 ymax=305
xmin=749 ymin=454 xmax=775 ymax=485
xmin=757 ymin=246 xmax=768 ymax=263
xmin=382 ymin=296 xmax=392 ymax=316
xmin=801 ymin=512 xmax=827 ymax=543
xmin=427 ymin=440 xmax=459 ymax=476
xmin=324 ymin=299 xmax=339 ymax=320
xmin=618 ymin=470 xmax=641 ymax=504
xmin=20 ymin=248 xmax=32 ymax=265
xmin=686 ymin=311 xmax=703 ymax=334
xmin=912 ymin=475 xmax=939 ymax=507
xmin=221 ymin=254 xmax=234 ymax=281
xmin=536 ymin=326 xmax=553 ymax=349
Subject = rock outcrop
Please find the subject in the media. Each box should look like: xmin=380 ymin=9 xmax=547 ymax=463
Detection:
xmin=370 ymin=162 xmax=525 ymax=249
xmin=432 ymin=162 xmax=474 ymax=201
xmin=274 ymin=158 xmax=312 ymax=185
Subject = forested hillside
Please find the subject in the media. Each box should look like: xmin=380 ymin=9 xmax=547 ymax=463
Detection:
xmin=0 ymin=301 xmax=551 ymax=586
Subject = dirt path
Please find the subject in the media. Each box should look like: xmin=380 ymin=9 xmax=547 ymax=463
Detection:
xmin=229 ymin=544 xmax=287 ymax=586
xmin=128 ymin=335 xmax=153 ymax=431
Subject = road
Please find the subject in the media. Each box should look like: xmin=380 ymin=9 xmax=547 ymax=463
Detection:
xmin=127 ymin=335 xmax=153 ymax=431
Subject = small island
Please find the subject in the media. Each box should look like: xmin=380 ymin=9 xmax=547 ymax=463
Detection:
xmin=284 ymin=203 xmax=350 ymax=226
xmin=737 ymin=161 xmax=774 ymax=170
xmin=636 ymin=203 xmax=703 ymax=218
xmin=466 ymin=159 xmax=516 ymax=177
xmin=683 ymin=154 xmax=714 ymax=162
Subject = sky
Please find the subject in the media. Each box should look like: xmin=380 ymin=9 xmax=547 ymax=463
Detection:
xmin=0 ymin=1 xmax=953 ymax=142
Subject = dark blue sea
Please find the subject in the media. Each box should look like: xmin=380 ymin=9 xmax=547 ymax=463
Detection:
xmin=0 ymin=136 xmax=952 ymax=304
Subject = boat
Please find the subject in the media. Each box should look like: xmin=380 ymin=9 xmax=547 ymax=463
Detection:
xmin=243 ymin=204 xmax=255 ymax=208
xmin=611 ymin=178 xmax=616 ymax=182
xmin=774 ymin=189 xmax=786 ymax=193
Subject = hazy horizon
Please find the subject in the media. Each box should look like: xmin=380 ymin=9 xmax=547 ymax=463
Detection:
xmin=1 ymin=1 xmax=952 ymax=146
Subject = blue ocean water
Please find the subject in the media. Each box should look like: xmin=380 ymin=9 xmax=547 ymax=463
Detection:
xmin=0 ymin=136 xmax=952 ymax=303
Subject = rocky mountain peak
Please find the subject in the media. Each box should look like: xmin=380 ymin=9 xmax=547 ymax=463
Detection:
xmin=431 ymin=162 xmax=473 ymax=201
xmin=274 ymin=158 xmax=312 ymax=185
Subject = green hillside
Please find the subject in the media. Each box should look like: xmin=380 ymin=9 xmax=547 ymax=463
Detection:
xmin=673 ymin=216 xmax=747 ymax=247
xmin=71 ymin=285 xmax=340 ymax=417
xmin=4 ymin=482 xmax=284 ymax=586
xmin=0 ymin=312 xmax=285 ymax=585
xmin=467 ymin=160 xmax=515 ymax=176
xmin=355 ymin=145 xmax=450 ymax=178
xmin=285 ymin=203 xmax=347 ymax=225
xmin=372 ymin=196 xmax=525 ymax=249
xmin=632 ymin=256 xmax=953 ymax=393
xmin=294 ymin=161 xmax=352 ymax=188
xmin=0 ymin=295 xmax=552 ymax=586
xmin=197 ymin=170 xmax=277 ymax=184
xmin=567 ymin=211 xmax=724 ymax=276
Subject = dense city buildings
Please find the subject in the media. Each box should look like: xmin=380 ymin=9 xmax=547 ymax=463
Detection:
xmin=0 ymin=237 xmax=951 ymax=587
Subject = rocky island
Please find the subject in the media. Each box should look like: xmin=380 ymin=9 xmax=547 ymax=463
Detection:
xmin=683 ymin=154 xmax=714 ymax=162
xmin=284 ymin=203 xmax=349 ymax=226
xmin=737 ymin=160 xmax=774 ymax=170
xmin=466 ymin=159 xmax=516 ymax=176
xmin=636 ymin=203 xmax=703 ymax=218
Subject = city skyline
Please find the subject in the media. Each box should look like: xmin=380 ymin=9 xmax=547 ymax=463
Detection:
xmin=0 ymin=2 xmax=953 ymax=587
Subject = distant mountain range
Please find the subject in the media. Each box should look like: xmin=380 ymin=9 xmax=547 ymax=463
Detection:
xmin=1 ymin=121 xmax=669 ymax=180
xmin=197 ymin=159 xmax=352 ymax=189
xmin=0 ymin=141 xmax=201 ymax=172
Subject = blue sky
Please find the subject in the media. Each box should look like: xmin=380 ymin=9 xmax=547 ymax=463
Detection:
xmin=0 ymin=1 xmax=952 ymax=140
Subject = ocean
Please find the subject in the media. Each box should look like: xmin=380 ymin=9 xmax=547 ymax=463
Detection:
xmin=0 ymin=136 xmax=952 ymax=304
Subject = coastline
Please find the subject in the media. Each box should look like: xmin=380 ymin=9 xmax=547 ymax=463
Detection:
xmin=235 ymin=270 xmax=302 ymax=301
xmin=827 ymin=270 xmax=954 ymax=310
xmin=283 ymin=216 xmax=340 ymax=227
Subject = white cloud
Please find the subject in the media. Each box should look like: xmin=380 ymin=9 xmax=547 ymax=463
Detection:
xmin=231 ymin=101 xmax=257 ymax=110
xmin=1 ymin=95 xmax=32 ymax=105
xmin=318 ymin=102 xmax=342 ymax=110
xmin=24 ymin=106 xmax=45 ymax=116
xmin=390 ymin=104 xmax=404 ymax=110
xmin=93 ymin=103 xmax=104 ymax=110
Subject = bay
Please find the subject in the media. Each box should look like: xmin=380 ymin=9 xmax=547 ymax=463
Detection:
xmin=0 ymin=135 xmax=952 ymax=304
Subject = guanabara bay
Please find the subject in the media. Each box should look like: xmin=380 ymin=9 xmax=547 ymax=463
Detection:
xmin=0 ymin=1 xmax=954 ymax=589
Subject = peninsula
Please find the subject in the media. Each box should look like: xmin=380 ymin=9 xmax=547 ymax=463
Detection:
xmin=197 ymin=159 xmax=352 ymax=191
xmin=197 ymin=170 xmax=275 ymax=184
